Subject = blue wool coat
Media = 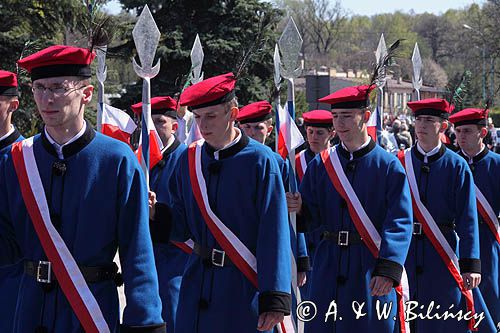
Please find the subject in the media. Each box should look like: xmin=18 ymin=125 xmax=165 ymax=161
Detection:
xmin=0 ymin=126 xmax=164 ymax=332
xmin=299 ymin=140 xmax=413 ymax=332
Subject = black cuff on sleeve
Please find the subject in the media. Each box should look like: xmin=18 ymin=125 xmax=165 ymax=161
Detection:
xmin=372 ymin=258 xmax=403 ymax=286
xmin=258 ymin=291 xmax=291 ymax=315
xmin=149 ymin=203 xmax=171 ymax=244
xmin=120 ymin=323 xmax=166 ymax=333
xmin=297 ymin=256 xmax=311 ymax=272
xmin=459 ymin=258 xmax=481 ymax=274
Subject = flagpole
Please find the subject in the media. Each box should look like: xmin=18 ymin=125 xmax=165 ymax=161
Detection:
xmin=273 ymin=44 xmax=281 ymax=153
xmin=96 ymin=45 xmax=107 ymax=132
xmin=132 ymin=5 xmax=161 ymax=188
xmin=279 ymin=16 xmax=303 ymax=333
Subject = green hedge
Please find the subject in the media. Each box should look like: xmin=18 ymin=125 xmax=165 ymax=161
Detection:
xmin=490 ymin=107 xmax=500 ymax=127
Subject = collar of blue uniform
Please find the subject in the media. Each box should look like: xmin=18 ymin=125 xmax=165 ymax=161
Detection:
xmin=41 ymin=120 xmax=95 ymax=159
xmin=0 ymin=127 xmax=20 ymax=151
xmin=337 ymin=138 xmax=376 ymax=160
xmin=155 ymin=138 xmax=181 ymax=169
xmin=412 ymin=143 xmax=446 ymax=163
xmin=458 ymin=146 xmax=489 ymax=165
xmin=204 ymin=131 xmax=250 ymax=160
xmin=304 ymin=147 xmax=316 ymax=162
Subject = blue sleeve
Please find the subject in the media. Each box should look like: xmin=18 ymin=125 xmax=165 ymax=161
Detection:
xmin=0 ymin=154 xmax=21 ymax=266
xmin=455 ymin=162 xmax=480 ymax=272
xmin=256 ymin=156 xmax=292 ymax=314
xmin=116 ymin=152 xmax=165 ymax=329
xmin=167 ymin=154 xmax=191 ymax=243
xmin=372 ymin=159 xmax=413 ymax=284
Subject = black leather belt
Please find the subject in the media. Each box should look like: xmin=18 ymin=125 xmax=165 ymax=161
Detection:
xmin=24 ymin=260 xmax=120 ymax=284
xmin=321 ymin=231 xmax=363 ymax=246
xmin=192 ymin=243 xmax=233 ymax=267
xmin=412 ymin=222 xmax=455 ymax=235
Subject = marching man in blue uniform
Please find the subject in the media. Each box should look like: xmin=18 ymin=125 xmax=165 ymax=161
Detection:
xmin=0 ymin=69 xmax=25 ymax=333
xmin=293 ymin=109 xmax=334 ymax=298
xmin=401 ymin=98 xmax=482 ymax=332
xmin=0 ymin=45 xmax=165 ymax=332
xmin=133 ymin=96 xmax=189 ymax=333
xmin=237 ymin=100 xmax=310 ymax=287
xmin=0 ymin=70 xmax=23 ymax=154
xmin=450 ymin=107 xmax=500 ymax=327
xmin=165 ymin=73 xmax=292 ymax=332
xmin=289 ymin=85 xmax=413 ymax=333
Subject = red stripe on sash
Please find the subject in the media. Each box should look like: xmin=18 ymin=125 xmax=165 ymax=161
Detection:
xmin=295 ymin=153 xmax=304 ymax=182
xmin=398 ymin=150 xmax=477 ymax=331
xmin=476 ymin=197 xmax=500 ymax=244
xmin=11 ymin=141 xmax=101 ymax=333
xmin=171 ymin=241 xmax=194 ymax=254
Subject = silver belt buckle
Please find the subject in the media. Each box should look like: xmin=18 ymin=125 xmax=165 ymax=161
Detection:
xmin=413 ymin=223 xmax=423 ymax=235
xmin=338 ymin=231 xmax=349 ymax=246
xmin=211 ymin=249 xmax=225 ymax=267
xmin=37 ymin=261 xmax=52 ymax=283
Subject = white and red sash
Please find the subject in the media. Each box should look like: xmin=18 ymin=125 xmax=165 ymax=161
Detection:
xmin=295 ymin=150 xmax=308 ymax=182
xmin=187 ymin=140 xmax=295 ymax=332
xmin=171 ymin=239 xmax=194 ymax=254
xmin=475 ymin=185 xmax=500 ymax=244
xmin=11 ymin=139 xmax=110 ymax=333
xmin=321 ymin=147 xmax=410 ymax=333
xmin=398 ymin=149 xmax=477 ymax=331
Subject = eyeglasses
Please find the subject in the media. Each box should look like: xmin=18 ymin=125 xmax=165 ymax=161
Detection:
xmin=32 ymin=84 xmax=85 ymax=96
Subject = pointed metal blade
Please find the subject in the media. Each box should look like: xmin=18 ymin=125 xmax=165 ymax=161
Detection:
xmin=278 ymin=17 xmax=303 ymax=79
xmin=412 ymin=42 xmax=423 ymax=90
xmin=273 ymin=44 xmax=281 ymax=88
xmin=375 ymin=33 xmax=388 ymax=88
xmin=132 ymin=5 xmax=160 ymax=71
xmin=96 ymin=45 xmax=107 ymax=83
xmin=375 ymin=33 xmax=387 ymax=64
xmin=190 ymin=34 xmax=204 ymax=84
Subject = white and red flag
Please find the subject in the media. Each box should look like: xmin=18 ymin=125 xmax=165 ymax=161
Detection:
xmin=277 ymin=104 xmax=304 ymax=159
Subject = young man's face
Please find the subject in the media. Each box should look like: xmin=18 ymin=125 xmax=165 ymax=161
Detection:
xmin=0 ymin=96 xmax=18 ymax=125
xmin=193 ymin=102 xmax=238 ymax=147
xmin=240 ymin=121 xmax=272 ymax=144
xmin=32 ymin=76 xmax=93 ymax=129
xmin=331 ymin=108 xmax=368 ymax=143
xmin=306 ymin=126 xmax=333 ymax=153
xmin=152 ymin=114 xmax=178 ymax=146
xmin=414 ymin=115 xmax=446 ymax=144
xmin=455 ymin=124 xmax=487 ymax=152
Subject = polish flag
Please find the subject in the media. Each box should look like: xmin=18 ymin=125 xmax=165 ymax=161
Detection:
xmin=101 ymin=104 xmax=137 ymax=149
xmin=367 ymin=106 xmax=378 ymax=141
xmin=185 ymin=119 xmax=203 ymax=145
xmin=277 ymin=104 xmax=305 ymax=159
xmin=135 ymin=113 xmax=164 ymax=171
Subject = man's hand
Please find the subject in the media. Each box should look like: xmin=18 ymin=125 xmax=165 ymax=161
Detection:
xmin=298 ymin=272 xmax=307 ymax=287
xmin=369 ymin=276 xmax=393 ymax=296
xmin=286 ymin=192 xmax=302 ymax=214
xmin=462 ymin=272 xmax=481 ymax=290
xmin=149 ymin=191 xmax=157 ymax=219
xmin=257 ymin=311 xmax=284 ymax=331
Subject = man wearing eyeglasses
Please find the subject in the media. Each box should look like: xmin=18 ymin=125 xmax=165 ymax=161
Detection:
xmin=0 ymin=45 xmax=165 ymax=332
xmin=401 ymin=98 xmax=482 ymax=332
